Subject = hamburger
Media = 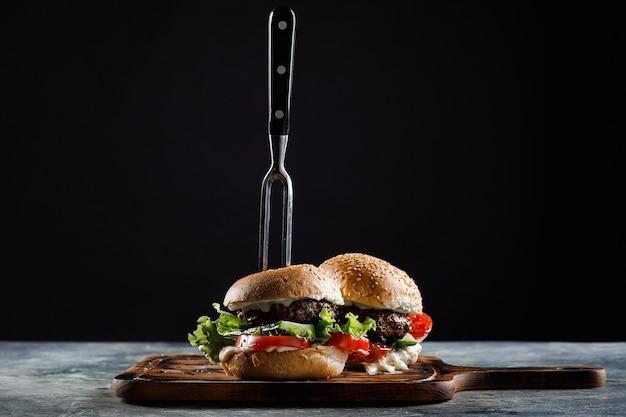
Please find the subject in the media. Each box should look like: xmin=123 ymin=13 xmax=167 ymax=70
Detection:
xmin=188 ymin=254 xmax=432 ymax=379
xmin=318 ymin=253 xmax=432 ymax=374
xmin=188 ymin=264 xmax=354 ymax=379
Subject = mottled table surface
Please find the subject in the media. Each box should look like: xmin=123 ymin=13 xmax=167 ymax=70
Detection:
xmin=1 ymin=341 xmax=624 ymax=416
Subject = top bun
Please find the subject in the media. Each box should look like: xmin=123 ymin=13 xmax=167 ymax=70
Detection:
xmin=223 ymin=264 xmax=344 ymax=311
xmin=319 ymin=253 xmax=423 ymax=314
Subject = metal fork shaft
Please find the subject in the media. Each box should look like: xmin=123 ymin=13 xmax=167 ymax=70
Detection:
xmin=259 ymin=134 xmax=293 ymax=271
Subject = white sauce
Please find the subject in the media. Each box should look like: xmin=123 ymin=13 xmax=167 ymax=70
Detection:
xmin=362 ymin=344 xmax=423 ymax=375
xmin=342 ymin=300 xmax=412 ymax=314
xmin=234 ymin=298 xmax=411 ymax=313
xmin=233 ymin=298 xmax=301 ymax=313
xmin=342 ymin=300 xmax=375 ymax=309
xmin=217 ymin=345 xmax=300 ymax=362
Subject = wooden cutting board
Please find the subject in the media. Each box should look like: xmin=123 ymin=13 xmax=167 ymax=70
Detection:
xmin=112 ymin=354 xmax=606 ymax=403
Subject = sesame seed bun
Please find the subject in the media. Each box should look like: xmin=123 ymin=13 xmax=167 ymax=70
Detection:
xmin=318 ymin=253 xmax=423 ymax=314
xmin=223 ymin=264 xmax=344 ymax=311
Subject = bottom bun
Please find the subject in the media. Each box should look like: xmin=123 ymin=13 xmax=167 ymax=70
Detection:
xmin=221 ymin=345 xmax=349 ymax=380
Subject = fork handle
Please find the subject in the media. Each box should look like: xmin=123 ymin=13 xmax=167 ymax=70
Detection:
xmin=268 ymin=7 xmax=296 ymax=135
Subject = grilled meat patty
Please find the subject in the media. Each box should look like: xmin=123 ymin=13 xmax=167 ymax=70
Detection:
xmin=237 ymin=299 xmax=336 ymax=325
xmin=237 ymin=299 xmax=411 ymax=340
xmin=338 ymin=304 xmax=412 ymax=339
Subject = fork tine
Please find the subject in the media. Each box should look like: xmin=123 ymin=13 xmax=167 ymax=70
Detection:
xmin=281 ymin=167 xmax=293 ymax=267
xmin=258 ymin=171 xmax=272 ymax=271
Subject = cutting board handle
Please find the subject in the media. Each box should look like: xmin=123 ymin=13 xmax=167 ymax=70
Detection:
xmin=420 ymin=356 xmax=607 ymax=391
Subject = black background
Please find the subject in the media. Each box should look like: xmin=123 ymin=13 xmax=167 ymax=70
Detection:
xmin=2 ymin=1 xmax=623 ymax=342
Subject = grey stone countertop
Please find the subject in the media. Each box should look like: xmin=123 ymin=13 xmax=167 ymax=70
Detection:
xmin=1 ymin=341 xmax=624 ymax=416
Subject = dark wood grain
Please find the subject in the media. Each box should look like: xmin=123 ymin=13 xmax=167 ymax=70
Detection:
xmin=112 ymin=354 xmax=606 ymax=403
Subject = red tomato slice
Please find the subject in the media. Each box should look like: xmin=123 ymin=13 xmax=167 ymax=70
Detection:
xmin=234 ymin=335 xmax=311 ymax=350
xmin=348 ymin=344 xmax=392 ymax=363
xmin=325 ymin=333 xmax=370 ymax=354
xmin=408 ymin=312 xmax=433 ymax=342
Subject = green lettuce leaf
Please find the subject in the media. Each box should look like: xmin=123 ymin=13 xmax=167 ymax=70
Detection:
xmin=314 ymin=308 xmax=376 ymax=343
xmin=340 ymin=312 xmax=377 ymax=338
xmin=314 ymin=308 xmax=343 ymax=342
xmin=187 ymin=304 xmax=244 ymax=364
xmin=211 ymin=303 xmax=244 ymax=335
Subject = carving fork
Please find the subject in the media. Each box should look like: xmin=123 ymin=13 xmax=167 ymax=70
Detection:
xmin=259 ymin=7 xmax=296 ymax=271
